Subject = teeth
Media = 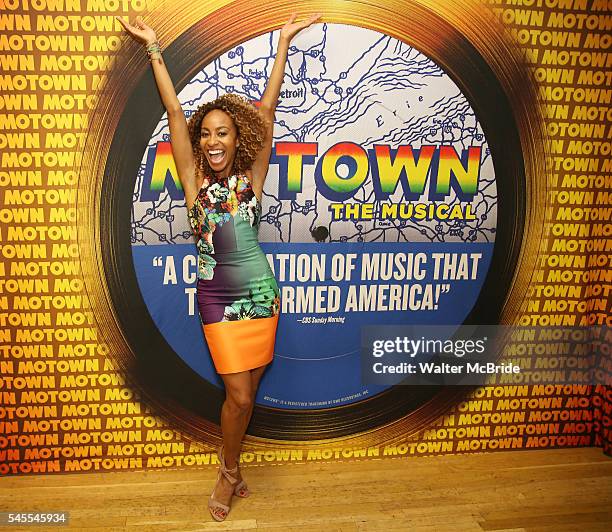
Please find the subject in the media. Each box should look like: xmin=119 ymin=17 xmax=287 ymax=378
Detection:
xmin=208 ymin=149 xmax=225 ymax=165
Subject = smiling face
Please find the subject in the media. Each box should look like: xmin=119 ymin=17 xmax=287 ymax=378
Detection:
xmin=199 ymin=109 xmax=240 ymax=178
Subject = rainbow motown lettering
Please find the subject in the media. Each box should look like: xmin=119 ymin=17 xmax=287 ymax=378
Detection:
xmin=140 ymin=141 xmax=482 ymax=220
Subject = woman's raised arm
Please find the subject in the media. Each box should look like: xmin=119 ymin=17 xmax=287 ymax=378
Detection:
xmin=116 ymin=16 xmax=199 ymax=205
xmin=249 ymin=13 xmax=321 ymax=194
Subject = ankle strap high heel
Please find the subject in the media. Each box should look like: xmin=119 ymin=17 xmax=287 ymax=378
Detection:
xmin=219 ymin=444 xmax=250 ymax=498
xmin=218 ymin=446 xmax=239 ymax=483
xmin=208 ymin=445 xmax=239 ymax=522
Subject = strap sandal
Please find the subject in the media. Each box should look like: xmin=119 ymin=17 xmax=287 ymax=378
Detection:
xmin=208 ymin=446 xmax=239 ymax=521
xmin=219 ymin=444 xmax=250 ymax=498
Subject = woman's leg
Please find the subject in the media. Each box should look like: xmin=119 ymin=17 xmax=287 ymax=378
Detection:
xmin=242 ymin=365 xmax=267 ymax=433
xmin=220 ymin=370 xmax=253 ymax=468
xmin=210 ymin=364 xmax=269 ymax=518
xmin=209 ymin=370 xmax=252 ymax=518
xmin=231 ymin=365 xmax=268 ymax=489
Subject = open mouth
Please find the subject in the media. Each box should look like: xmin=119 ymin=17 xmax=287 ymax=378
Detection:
xmin=208 ymin=149 xmax=225 ymax=165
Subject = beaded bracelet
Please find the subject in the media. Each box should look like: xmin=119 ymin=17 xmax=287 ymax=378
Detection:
xmin=146 ymin=41 xmax=162 ymax=62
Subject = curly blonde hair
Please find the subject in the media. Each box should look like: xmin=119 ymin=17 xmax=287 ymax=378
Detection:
xmin=187 ymin=93 xmax=266 ymax=180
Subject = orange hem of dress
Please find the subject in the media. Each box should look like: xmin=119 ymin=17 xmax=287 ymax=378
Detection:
xmin=203 ymin=314 xmax=279 ymax=374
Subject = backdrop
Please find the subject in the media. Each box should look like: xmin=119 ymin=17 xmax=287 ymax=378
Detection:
xmin=0 ymin=0 xmax=610 ymax=475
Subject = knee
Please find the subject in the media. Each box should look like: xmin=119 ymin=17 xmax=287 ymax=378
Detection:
xmin=228 ymin=391 xmax=253 ymax=414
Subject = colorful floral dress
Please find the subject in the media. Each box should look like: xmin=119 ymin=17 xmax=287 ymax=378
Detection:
xmin=187 ymin=173 xmax=280 ymax=374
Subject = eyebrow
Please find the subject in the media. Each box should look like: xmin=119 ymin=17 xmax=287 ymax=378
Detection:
xmin=201 ymin=126 xmax=230 ymax=132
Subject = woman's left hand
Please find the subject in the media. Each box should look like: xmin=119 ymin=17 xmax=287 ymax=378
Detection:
xmin=279 ymin=13 xmax=322 ymax=43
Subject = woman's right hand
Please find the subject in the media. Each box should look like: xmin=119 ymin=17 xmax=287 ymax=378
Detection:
xmin=116 ymin=15 xmax=157 ymax=45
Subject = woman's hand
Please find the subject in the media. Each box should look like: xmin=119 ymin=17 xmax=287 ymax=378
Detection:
xmin=116 ymin=15 xmax=157 ymax=45
xmin=279 ymin=13 xmax=321 ymax=43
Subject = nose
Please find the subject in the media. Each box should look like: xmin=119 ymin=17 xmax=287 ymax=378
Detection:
xmin=204 ymin=133 xmax=219 ymax=146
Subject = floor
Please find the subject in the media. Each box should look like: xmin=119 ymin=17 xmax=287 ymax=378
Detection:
xmin=1 ymin=448 xmax=611 ymax=531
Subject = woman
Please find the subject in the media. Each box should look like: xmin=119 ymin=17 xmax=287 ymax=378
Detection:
xmin=118 ymin=12 xmax=320 ymax=521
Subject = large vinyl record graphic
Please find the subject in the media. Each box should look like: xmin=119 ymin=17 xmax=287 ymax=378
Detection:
xmin=101 ymin=4 xmax=526 ymax=441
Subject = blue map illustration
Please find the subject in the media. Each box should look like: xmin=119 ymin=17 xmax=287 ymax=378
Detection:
xmin=131 ymin=24 xmax=497 ymax=247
